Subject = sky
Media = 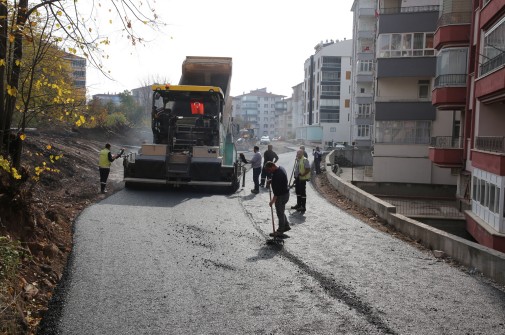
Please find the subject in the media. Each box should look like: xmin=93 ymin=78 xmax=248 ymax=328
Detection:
xmin=83 ymin=0 xmax=354 ymax=98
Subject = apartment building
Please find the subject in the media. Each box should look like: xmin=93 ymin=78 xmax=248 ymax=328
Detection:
xmin=231 ymin=88 xmax=285 ymax=138
xmin=64 ymin=53 xmax=86 ymax=99
xmin=351 ymin=0 xmax=376 ymax=148
xmin=373 ymin=0 xmax=457 ymax=185
xmin=290 ymin=83 xmax=304 ymax=139
xmin=300 ymin=39 xmax=353 ymax=145
xmin=274 ymin=99 xmax=289 ymax=139
xmin=430 ymin=0 xmax=505 ymax=251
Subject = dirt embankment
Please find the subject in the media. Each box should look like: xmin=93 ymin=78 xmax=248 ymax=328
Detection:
xmin=0 ymin=126 xmax=146 ymax=334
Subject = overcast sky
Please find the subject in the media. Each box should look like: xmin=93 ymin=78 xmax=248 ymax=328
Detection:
xmin=84 ymin=0 xmax=354 ymax=98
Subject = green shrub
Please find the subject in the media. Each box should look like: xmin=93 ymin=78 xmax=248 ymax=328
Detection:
xmin=0 ymin=236 xmax=23 ymax=284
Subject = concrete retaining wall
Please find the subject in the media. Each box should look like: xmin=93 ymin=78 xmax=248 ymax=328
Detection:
xmin=324 ymin=152 xmax=505 ymax=286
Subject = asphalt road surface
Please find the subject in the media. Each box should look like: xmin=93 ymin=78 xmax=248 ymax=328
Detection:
xmin=39 ymin=152 xmax=505 ymax=334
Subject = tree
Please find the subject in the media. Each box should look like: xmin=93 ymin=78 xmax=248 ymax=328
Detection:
xmin=0 ymin=0 xmax=159 ymax=168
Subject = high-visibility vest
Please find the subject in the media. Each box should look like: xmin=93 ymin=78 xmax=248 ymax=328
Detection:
xmin=99 ymin=148 xmax=112 ymax=168
xmin=299 ymin=157 xmax=310 ymax=181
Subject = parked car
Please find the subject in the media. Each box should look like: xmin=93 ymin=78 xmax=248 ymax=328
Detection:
xmin=260 ymin=136 xmax=271 ymax=145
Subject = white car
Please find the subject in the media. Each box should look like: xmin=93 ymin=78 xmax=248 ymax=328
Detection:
xmin=259 ymin=136 xmax=271 ymax=145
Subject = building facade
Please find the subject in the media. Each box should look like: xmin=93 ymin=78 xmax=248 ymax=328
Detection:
xmin=351 ymin=0 xmax=376 ymax=148
xmin=300 ymin=40 xmax=353 ymax=146
xmin=429 ymin=0 xmax=505 ymax=252
xmin=372 ymin=0 xmax=457 ymax=185
xmin=64 ymin=53 xmax=86 ymax=100
xmin=231 ymin=88 xmax=285 ymax=138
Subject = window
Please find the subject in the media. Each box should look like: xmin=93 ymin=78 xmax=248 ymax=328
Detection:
xmin=357 ymin=125 xmax=370 ymax=138
xmin=358 ymin=60 xmax=373 ymax=72
xmin=320 ymin=99 xmax=339 ymax=107
xmin=378 ymin=33 xmax=435 ymax=58
xmin=321 ymin=85 xmax=339 ymax=97
xmin=375 ymin=120 xmax=431 ymax=144
xmin=357 ymin=104 xmax=371 ymax=117
xmin=435 ymin=48 xmax=468 ymax=87
xmin=481 ymin=17 xmax=505 ymax=76
xmin=418 ymin=80 xmax=430 ymax=99
xmin=71 ymin=59 xmax=86 ymax=67
xmin=322 ymin=71 xmax=340 ymax=81
xmin=320 ymin=111 xmax=339 ymax=123
xmin=322 ymin=56 xmax=341 ymax=68
xmin=344 ymin=99 xmax=350 ymax=108
xmin=473 ymin=174 xmax=502 ymax=215
xmin=330 ymin=127 xmax=336 ymax=132
xmin=472 ymin=177 xmax=478 ymax=202
xmin=346 ymin=71 xmax=351 ymax=80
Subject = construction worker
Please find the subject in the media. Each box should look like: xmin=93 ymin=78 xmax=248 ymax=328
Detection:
xmin=260 ymin=144 xmax=279 ymax=188
xmin=264 ymin=161 xmax=291 ymax=236
xmin=98 ymin=143 xmax=123 ymax=194
xmin=290 ymin=149 xmax=311 ymax=213
xmin=239 ymin=145 xmax=262 ymax=194
xmin=300 ymin=145 xmax=309 ymax=159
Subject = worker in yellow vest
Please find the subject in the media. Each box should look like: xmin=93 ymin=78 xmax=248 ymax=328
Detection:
xmin=290 ymin=149 xmax=311 ymax=214
xmin=98 ymin=143 xmax=124 ymax=194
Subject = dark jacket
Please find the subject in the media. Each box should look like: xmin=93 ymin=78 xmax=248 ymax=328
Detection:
xmin=263 ymin=149 xmax=279 ymax=165
xmin=271 ymin=166 xmax=289 ymax=196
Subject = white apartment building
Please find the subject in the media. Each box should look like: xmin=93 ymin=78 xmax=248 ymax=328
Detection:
xmin=300 ymin=39 xmax=353 ymax=146
xmin=232 ymin=88 xmax=285 ymax=138
xmin=351 ymin=0 xmax=376 ymax=148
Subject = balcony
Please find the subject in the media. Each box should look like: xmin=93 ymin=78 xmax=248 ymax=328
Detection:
xmin=380 ymin=5 xmax=440 ymax=14
xmin=480 ymin=0 xmax=505 ymax=29
xmin=475 ymin=55 xmax=505 ymax=103
xmin=480 ymin=51 xmax=505 ymax=77
xmin=472 ymin=136 xmax=505 ymax=176
xmin=359 ymin=7 xmax=375 ymax=17
xmin=377 ymin=57 xmax=436 ymax=78
xmin=429 ymin=136 xmax=464 ymax=167
xmin=434 ymin=12 xmax=471 ymax=50
xmin=432 ymin=74 xmax=467 ymax=109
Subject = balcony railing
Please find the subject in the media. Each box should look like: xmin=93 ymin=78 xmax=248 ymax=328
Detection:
xmin=380 ymin=5 xmax=440 ymax=15
xmin=430 ymin=136 xmax=462 ymax=148
xmin=434 ymin=74 xmax=467 ymax=87
xmin=480 ymin=51 xmax=505 ymax=77
xmin=437 ymin=12 xmax=472 ymax=26
xmin=475 ymin=136 xmax=505 ymax=153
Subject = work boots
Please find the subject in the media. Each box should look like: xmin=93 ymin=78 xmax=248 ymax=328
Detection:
xmin=297 ymin=198 xmax=306 ymax=213
xmin=291 ymin=196 xmax=302 ymax=209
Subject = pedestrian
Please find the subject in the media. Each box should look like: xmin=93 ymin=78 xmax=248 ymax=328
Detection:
xmin=239 ymin=145 xmax=262 ymax=194
xmin=300 ymin=145 xmax=309 ymax=159
xmin=290 ymin=149 xmax=311 ymax=213
xmin=260 ymin=144 xmax=279 ymax=188
xmin=264 ymin=161 xmax=290 ymax=236
xmin=313 ymin=146 xmax=322 ymax=174
xmin=98 ymin=143 xmax=123 ymax=194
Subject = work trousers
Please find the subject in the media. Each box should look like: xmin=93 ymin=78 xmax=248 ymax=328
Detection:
xmin=99 ymin=167 xmax=110 ymax=192
xmin=252 ymin=167 xmax=261 ymax=191
xmin=294 ymin=177 xmax=307 ymax=208
xmin=275 ymin=192 xmax=290 ymax=231
xmin=260 ymin=166 xmax=272 ymax=186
